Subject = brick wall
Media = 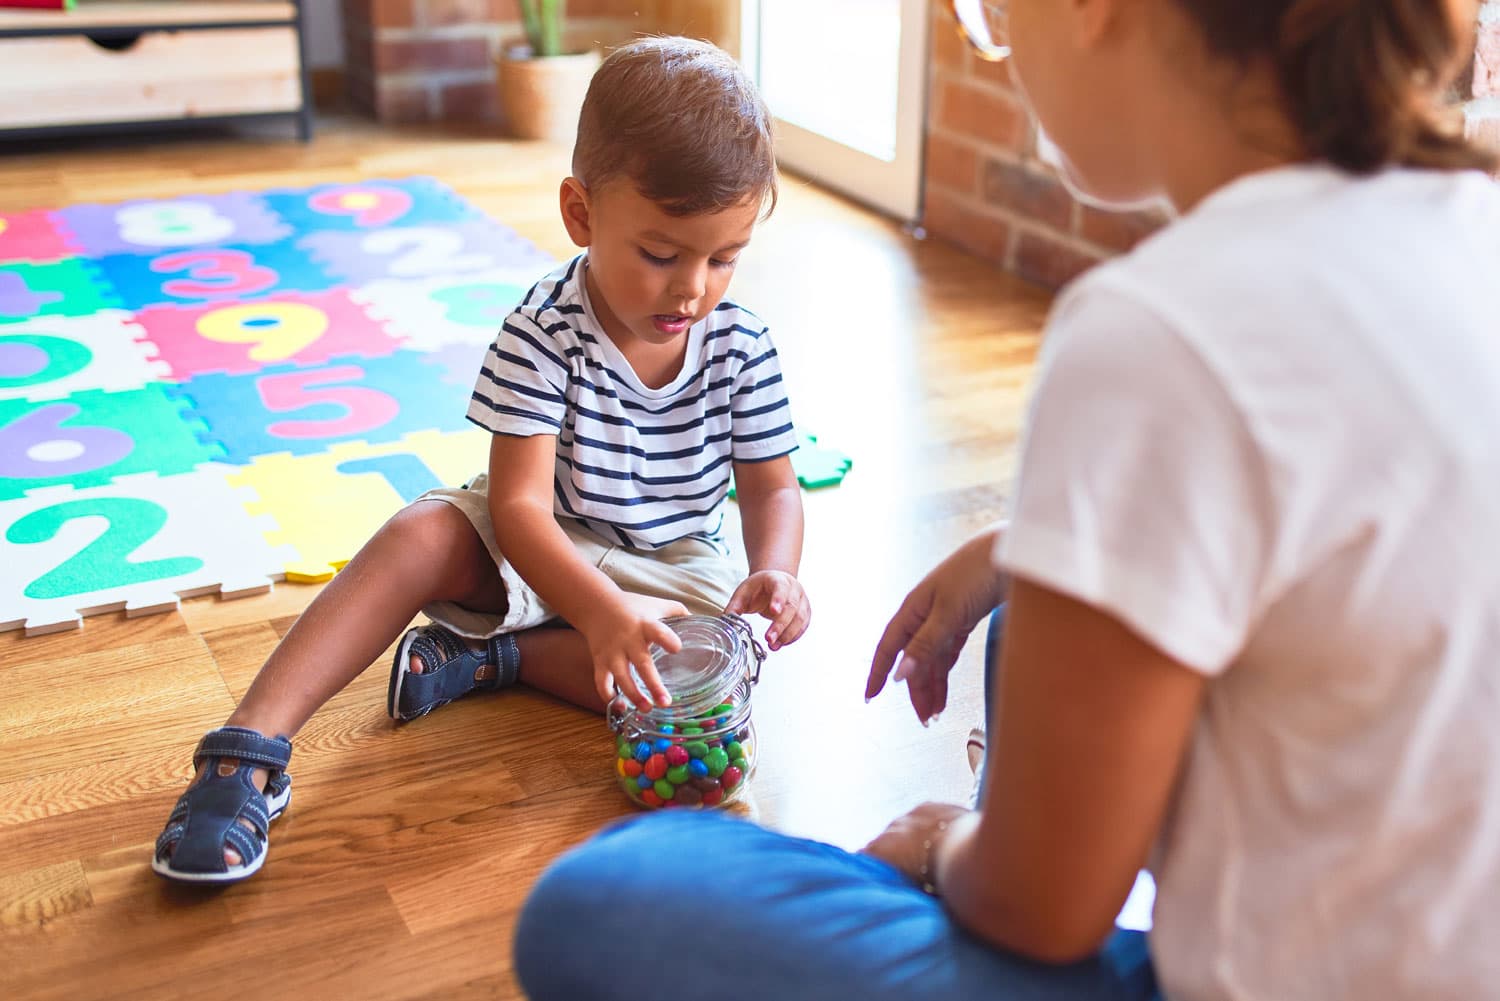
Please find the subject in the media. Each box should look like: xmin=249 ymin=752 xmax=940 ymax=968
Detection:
xmin=922 ymin=1 xmax=1500 ymax=290
xmin=1473 ymin=1 xmax=1500 ymax=150
xmin=921 ymin=3 xmax=1163 ymax=289
xmin=342 ymin=0 xmax=652 ymax=124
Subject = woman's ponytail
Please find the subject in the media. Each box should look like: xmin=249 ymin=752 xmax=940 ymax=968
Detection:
xmin=1175 ymin=0 xmax=1496 ymax=174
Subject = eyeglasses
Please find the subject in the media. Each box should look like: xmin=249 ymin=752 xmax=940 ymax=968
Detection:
xmin=947 ymin=0 xmax=1010 ymax=62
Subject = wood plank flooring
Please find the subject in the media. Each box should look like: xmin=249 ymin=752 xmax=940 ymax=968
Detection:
xmin=0 ymin=115 xmax=1051 ymax=1001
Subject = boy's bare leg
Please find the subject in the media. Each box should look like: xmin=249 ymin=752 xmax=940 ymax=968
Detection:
xmin=512 ymin=626 xmax=609 ymax=712
xmin=228 ymin=500 xmax=507 ymax=737
xmin=170 ymin=500 xmax=504 ymax=867
xmin=411 ymin=622 xmax=605 ymax=713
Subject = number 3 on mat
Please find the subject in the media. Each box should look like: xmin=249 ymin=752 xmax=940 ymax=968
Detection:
xmin=8 ymin=497 xmax=204 ymax=600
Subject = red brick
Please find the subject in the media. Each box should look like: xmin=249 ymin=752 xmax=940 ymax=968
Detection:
xmin=924 ymin=188 xmax=1012 ymax=263
xmin=370 ymin=0 xmax=416 ymax=29
xmin=926 ymin=131 xmax=980 ymax=195
xmin=376 ymin=82 xmax=435 ymax=122
xmin=375 ymin=36 xmax=492 ymax=74
xmin=981 ymin=157 xmax=1074 ymax=230
xmin=566 ymin=0 xmax=621 ymax=17
xmin=969 ymin=51 xmax=1020 ymax=93
xmin=441 ymin=79 xmax=500 ymax=120
xmin=932 ymin=12 xmax=967 ymax=71
xmin=936 ymin=80 xmax=1029 ymax=151
xmin=1079 ymin=205 xmax=1168 ymax=254
xmin=1014 ymin=230 xmax=1102 ymax=290
xmin=1477 ymin=18 xmax=1500 ymax=98
xmin=421 ymin=0 xmax=514 ymax=28
xmin=1467 ymin=108 xmax=1500 ymax=169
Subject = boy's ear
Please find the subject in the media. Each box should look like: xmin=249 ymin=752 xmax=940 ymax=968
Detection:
xmin=559 ymin=177 xmax=593 ymax=248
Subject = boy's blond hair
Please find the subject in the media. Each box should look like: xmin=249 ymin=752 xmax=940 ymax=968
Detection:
xmin=573 ymin=36 xmax=778 ymax=216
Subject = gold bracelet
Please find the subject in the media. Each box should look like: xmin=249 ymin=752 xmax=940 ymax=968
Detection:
xmin=918 ymin=819 xmax=950 ymax=896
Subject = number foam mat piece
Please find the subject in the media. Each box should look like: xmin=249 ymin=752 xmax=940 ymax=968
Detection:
xmin=0 ymin=469 xmax=299 ymax=636
xmin=227 ymin=428 xmax=492 ymax=582
xmin=0 ymin=179 xmax=549 ymax=636
xmin=0 ymin=177 xmax=852 ymax=638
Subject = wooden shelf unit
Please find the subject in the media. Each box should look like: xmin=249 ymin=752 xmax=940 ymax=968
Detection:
xmin=0 ymin=1 xmax=313 ymax=141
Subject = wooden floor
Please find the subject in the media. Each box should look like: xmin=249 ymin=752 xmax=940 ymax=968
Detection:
xmin=0 ymin=116 xmax=1052 ymax=1000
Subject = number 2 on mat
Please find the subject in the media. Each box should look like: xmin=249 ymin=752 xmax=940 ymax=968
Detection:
xmin=8 ymin=497 xmax=204 ymax=600
xmin=360 ymin=228 xmax=492 ymax=278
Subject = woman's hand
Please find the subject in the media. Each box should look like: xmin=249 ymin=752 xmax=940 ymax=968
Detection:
xmin=861 ymin=802 xmax=973 ymax=888
xmin=866 ymin=524 xmax=1009 ymax=723
xmin=581 ymin=593 xmax=688 ymax=710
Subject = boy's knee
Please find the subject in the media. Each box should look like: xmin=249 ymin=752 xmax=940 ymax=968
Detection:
xmin=383 ymin=502 xmax=479 ymax=564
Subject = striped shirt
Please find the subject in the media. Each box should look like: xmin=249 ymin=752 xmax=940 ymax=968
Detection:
xmin=467 ymin=255 xmax=798 ymax=550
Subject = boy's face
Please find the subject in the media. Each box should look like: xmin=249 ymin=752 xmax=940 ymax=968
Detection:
xmin=560 ymin=178 xmax=760 ymax=349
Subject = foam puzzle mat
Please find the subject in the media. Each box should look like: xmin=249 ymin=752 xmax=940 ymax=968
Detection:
xmin=1 ymin=178 xmax=851 ymax=637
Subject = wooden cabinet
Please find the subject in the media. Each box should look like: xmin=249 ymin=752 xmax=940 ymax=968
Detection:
xmin=0 ymin=2 xmax=312 ymax=140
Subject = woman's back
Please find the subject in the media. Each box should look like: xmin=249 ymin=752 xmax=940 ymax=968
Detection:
xmin=1046 ymin=163 xmax=1500 ymax=998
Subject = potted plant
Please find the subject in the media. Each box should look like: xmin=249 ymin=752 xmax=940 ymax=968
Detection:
xmin=496 ymin=0 xmax=602 ymax=143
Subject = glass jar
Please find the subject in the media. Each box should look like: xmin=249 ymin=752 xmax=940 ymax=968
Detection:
xmin=608 ymin=613 xmax=764 ymax=810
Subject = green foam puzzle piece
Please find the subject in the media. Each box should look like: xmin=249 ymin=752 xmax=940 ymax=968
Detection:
xmin=0 ymin=386 xmax=220 ymax=501
xmin=729 ymin=432 xmax=852 ymax=499
xmin=0 ymin=259 xmax=117 ymax=320
xmin=791 ymin=432 xmax=854 ymax=489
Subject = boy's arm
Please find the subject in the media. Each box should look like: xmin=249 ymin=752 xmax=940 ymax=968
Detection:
xmin=725 ymin=455 xmax=809 ymax=650
xmin=486 ymin=433 xmax=681 ymax=708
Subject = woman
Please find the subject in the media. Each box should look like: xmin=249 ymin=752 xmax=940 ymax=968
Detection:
xmin=513 ymin=1 xmax=1500 ymax=998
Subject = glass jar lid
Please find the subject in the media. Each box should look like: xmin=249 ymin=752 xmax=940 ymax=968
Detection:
xmin=630 ymin=613 xmax=763 ymax=719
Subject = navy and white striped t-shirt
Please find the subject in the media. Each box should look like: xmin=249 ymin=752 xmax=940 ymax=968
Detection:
xmin=467 ymin=255 xmax=798 ymax=550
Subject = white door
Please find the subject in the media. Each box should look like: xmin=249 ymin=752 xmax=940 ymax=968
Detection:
xmin=742 ymin=0 xmax=931 ymax=222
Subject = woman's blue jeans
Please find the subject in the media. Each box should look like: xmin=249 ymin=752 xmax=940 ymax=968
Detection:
xmin=513 ymin=607 xmax=1159 ymax=1001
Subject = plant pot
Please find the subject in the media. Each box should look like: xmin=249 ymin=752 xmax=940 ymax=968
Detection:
xmin=496 ymin=47 xmax=602 ymax=144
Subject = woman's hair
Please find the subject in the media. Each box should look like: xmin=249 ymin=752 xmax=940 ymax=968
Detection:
xmin=573 ymin=36 xmax=778 ymax=217
xmin=1172 ymin=0 xmax=1496 ymax=174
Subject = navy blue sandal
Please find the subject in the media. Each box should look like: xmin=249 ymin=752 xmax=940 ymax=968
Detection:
xmin=387 ymin=625 xmax=521 ymax=722
xmin=151 ymin=726 xmax=293 ymax=884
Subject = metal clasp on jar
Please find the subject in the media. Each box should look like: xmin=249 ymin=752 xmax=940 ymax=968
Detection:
xmin=722 ymin=611 xmax=766 ymax=685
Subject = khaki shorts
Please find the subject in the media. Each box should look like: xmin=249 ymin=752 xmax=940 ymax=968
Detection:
xmin=418 ymin=473 xmax=743 ymax=639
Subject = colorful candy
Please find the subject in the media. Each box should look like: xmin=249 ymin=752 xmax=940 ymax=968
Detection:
xmin=612 ymin=689 xmax=755 ymax=812
xmin=704 ymin=747 xmax=729 ymax=777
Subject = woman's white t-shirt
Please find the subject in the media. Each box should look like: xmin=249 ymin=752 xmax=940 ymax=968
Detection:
xmin=997 ymin=164 xmax=1500 ymax=1001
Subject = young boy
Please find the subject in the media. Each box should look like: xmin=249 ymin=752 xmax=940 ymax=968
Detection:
xmin=152 ymin=36 xmax=809 ymax=884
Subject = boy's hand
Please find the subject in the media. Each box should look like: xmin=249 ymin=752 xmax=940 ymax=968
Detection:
xmin=582 ymin=594 xmax=688 ymax=711
xmin=725 ymin=570 xmax=810 ymax=651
